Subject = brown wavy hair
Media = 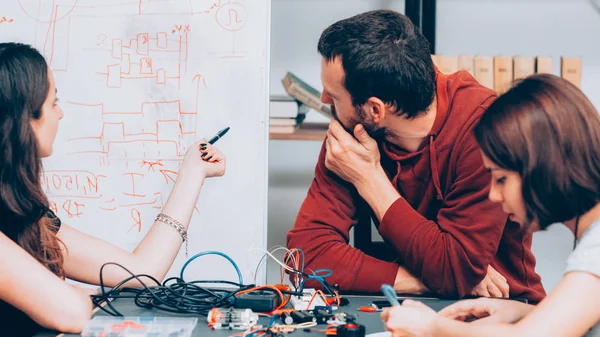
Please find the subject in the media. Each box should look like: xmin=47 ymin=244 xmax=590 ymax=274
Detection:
xmin=474 ymin=73 xmax=600 ymax=230
xmin=0 ymin=43 xmax=65 ymax=278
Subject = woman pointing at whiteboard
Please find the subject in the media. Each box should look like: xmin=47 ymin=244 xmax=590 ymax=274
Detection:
xmin=0 ymin=42 xmax=226 ymax=334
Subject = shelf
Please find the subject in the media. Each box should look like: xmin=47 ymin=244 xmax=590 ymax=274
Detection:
xmin=269 ymin=123 xmax=328 ymax=141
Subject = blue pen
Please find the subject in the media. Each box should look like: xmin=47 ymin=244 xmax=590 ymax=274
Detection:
xmin=381 ymin=284 xmax=401 ymax=306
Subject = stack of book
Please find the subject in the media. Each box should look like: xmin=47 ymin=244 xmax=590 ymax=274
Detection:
xmin=270 ymin=71 xmax=333 ymax=134
xmin=269 ymin=95 xmax=309 ymax=134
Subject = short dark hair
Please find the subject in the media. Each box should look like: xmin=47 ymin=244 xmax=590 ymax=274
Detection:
xmin=317 ymin=10 xmax=435 ymax=118
xmin=474 ymin=74 xmax=600 ymax=230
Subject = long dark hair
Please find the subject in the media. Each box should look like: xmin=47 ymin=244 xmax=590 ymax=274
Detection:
xmin=474 ymin=73 xmax=600 ymax=230
xmin=0 ymin=42 xmax=64 ymax=278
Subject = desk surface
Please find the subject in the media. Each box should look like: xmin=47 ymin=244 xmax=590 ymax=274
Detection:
xmin=43 ymin=296 xmax=457 ymax=337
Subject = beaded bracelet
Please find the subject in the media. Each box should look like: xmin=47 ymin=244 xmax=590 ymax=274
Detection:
xmin=156 ymin=213 xmax=188 ymax=257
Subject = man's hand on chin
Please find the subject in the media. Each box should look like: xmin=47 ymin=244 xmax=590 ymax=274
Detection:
xmin=324 ymin=120 xmax=382 ymax=186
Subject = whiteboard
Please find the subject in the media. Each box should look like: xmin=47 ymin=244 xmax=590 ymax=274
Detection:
xmin=0 ymin=0 xmax=270 ymax=284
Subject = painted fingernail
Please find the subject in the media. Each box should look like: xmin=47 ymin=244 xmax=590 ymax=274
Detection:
xmin=201 ymin=152 xmax=207 ymax=157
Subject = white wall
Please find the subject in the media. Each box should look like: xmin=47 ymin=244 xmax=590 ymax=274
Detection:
xmin=268 ymin=0 xmax=599 ymax=292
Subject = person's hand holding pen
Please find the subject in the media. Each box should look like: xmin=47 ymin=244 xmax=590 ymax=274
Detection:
xmin=380 ymin=283 xmax=439 ymax=337
xmin=179 ymin=127 xmax=229 ymax=186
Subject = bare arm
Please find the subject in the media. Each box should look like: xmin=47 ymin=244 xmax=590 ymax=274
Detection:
xmin=433 ymin=271 xmax=600 ymax=337
xmin=0 ymin=232 xmax=93 ymax=333
xmin=60 ymin=142 xmax=225 ymax=288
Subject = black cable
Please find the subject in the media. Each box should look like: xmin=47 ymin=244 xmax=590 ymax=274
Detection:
xmin=92 ymin=262 xmax=254 ymax=317
xmin=91 ymin=259 xmax=339 ymax=317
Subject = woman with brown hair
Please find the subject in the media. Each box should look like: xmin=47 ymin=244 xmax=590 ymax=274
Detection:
xmin=0 ymin=42 xmax=226 ymax=335
xmin=381 ymin=74 xmax=600 ymax=336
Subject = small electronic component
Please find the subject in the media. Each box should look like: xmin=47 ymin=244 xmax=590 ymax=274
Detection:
xmin=207 ymin=308 xmax=258 ymax=330
xmin=328 ymin=312 xmax=357 ymax=325
xmin=234 ymin=290 xmax=282 ymax=312
xmin=358 ymin=304 xmax=381 ymax=312
xmin=289 ymin=288 xmax=328 ymax=310
xmin=312 ymin=306 xmax=334 ymax=324
xmin=289 ymin=310 xmax=316 ymax=324
xmin=336 ymin=323 xmax=366 ymax=337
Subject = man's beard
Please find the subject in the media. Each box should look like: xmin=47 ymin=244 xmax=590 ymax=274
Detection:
xmin=331 ymin=105 xmax=387 ymax=141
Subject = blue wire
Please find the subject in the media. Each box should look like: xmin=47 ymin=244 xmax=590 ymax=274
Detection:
xmin=268 ymin=314 xmax=278 ymax=327
xmin=299 ymin=268 xmax=334 ymax=294
xmin=180 ymin=251 xmax=244 ymax=285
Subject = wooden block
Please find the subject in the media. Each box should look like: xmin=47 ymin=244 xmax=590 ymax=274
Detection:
xmin=513 ymin=56 xmax=536 ymax=80
xmin=458 ymin=55 xmax=474 ymax=75
xmin=536 ymin=57 xmax=553 ymax=74
xmin=561 ymin=57 xmax=582 ymax=88
xmin=494 ymin=56 xmax=514 ymax=94
xmin=474 ymin=56 xmax=494 ymax=90
xmin=437 ymin=55 xmax=459 ymax=74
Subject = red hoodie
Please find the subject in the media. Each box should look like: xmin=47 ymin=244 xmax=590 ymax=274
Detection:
xmin=287 ymin=70 xmax=546 ymax=302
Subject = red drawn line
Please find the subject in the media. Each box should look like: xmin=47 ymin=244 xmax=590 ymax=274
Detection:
xmin=123 ymin=192 xmax=146 ymax=198
xmin=178 ymin=34 xmax=182 ymax=72
xmin=100 ymin=206 xmax=117 ymax=211
xmin=189 ymin=0 xmax=222 ymax=15
xmin=124 ymin=173 xmax=145 ymax=198
xmin=0 ymin=16 xmax=15 ymax=24
xmin=120 ymin=198 xmax=157 ymax=207
xmin=141 ymin=159 xmax=164 ymax=171
xmin=47 ymin=194 xmax=103 ymax=199
xmin=193 ymin=74 xmax=207 ymax=114
xmin=18 ymin=0 xmax=78 ymax=24
xmin=159 ymin=169 xmax=178 ymax=184
xmin=67 ymin=101 xmax=143 ymax=115
xmin=185 ymin=31 xmax=189 ymax=74
xmin=123 ymin=75 xmax=156 ymax=79
xmin=128 ymin=208 xmax=142 ymax=233
xmin=148 ymin=49 xmax=179 ymax=53
xmin=69 ymin=140 xmax=190 ymax=157
xmin=45 ymin=169 xmax=103 ymax=175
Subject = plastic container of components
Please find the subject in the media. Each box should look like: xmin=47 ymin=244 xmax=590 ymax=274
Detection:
xmin=81 ymin=316 xmax=198 ymax=337
xmin=207 ymin=308 xmax=258 ymax=330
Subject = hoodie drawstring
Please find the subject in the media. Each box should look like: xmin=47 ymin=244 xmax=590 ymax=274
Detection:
xmin=429 ymin=135 xmax=443 ymax=200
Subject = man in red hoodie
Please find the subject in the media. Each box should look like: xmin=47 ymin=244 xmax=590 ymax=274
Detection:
xmin=286 ymin=10 xmax=545 ymax=302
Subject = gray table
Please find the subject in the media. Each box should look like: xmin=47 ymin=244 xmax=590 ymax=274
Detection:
xmin=41 ymin=295 xmax=458 ymax=337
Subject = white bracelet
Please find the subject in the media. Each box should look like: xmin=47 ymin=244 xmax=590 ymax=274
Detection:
xmin=156 ymin=213 xmax=188 ymax=257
